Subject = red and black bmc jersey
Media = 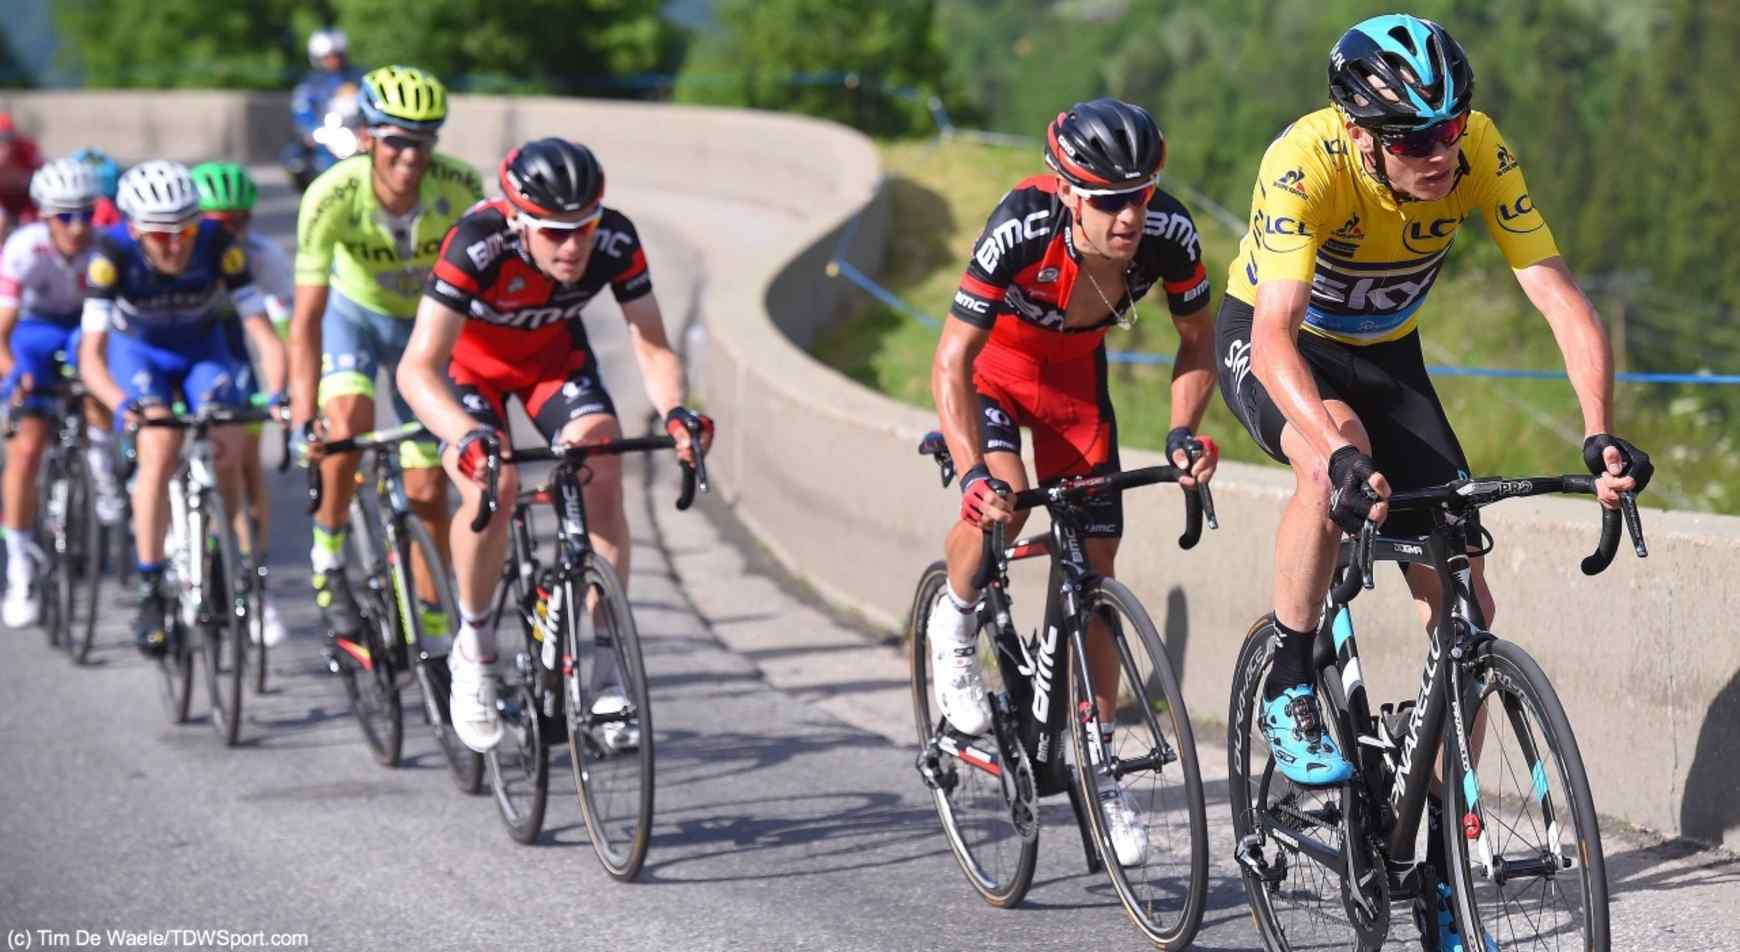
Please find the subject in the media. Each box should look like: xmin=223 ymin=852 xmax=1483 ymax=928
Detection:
xmin=427 ymin=197 xmax=653 ymax=390
xmin=949 ymin=175 xmax=1210 ymax=361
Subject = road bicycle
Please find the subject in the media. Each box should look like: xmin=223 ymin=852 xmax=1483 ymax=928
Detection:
xmin=308 ymin=421 xmax=478 ymax=790
xmin=1227 ymin=474 xmax=1647 ymax=951
xmin=908 ymin=431 xmax=1214 ymax=947
xmin=472 ymin=429 xmax=704 ymax=880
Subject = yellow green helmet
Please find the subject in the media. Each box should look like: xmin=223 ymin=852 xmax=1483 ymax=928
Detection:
xmin=358 ymin=65 xmax=448 ymax=132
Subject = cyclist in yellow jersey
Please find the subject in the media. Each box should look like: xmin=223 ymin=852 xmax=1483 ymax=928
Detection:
xmin=288 ymin=65 xmax=484 ymax=647
xmin=1213 ymin=14 xmax=1651 ymax=890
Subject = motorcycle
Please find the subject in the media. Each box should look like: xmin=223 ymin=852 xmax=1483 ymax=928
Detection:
xmin=282 ymin=84 xmax=362 ymax=192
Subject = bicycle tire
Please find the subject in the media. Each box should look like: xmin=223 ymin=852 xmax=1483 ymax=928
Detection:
xmin=1441 ymin=637 xmax=1610 ymax=950
xmin=402 ymin=514 xmax=482 ymax=794
xmin=1067 ymin=578 xmax=1208 ymax=948
xmin=72 ymin=484 xmax=104 ymax=665
xmin=35 ymin=466 xmax=64 ymax=649
xmin=1227 ymin=615 xmax=1383 ymax=952
xmin=907 ymin=561 xmax=1038 ymax=909
xmin=488 ymin=681 xmax=550 ymax=844
xmin=200 ymin=505 xmax=249 ymax=747
xmin=248 ymin=533 xmax=268 ymax=694
xmin=343 ymin=499 xmax=404 ymax=767
xmin=566 ymin=553 xmax=654 ymax=881
xmin=157 ymin=614 xmax=195 ymax=724
xmin=53 ymin=471 xmax=86 ymax=660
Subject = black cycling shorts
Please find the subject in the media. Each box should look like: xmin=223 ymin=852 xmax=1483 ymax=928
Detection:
xmin=1214 ymin=296 xmax=1477 ymax=540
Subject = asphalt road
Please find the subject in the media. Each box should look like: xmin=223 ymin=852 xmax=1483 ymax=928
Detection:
xmin=2 ymin=169 xmax=1736 ymax=952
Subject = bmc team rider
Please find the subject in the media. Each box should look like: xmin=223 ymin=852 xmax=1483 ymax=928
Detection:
xmin=0 ymin=159 xmax=119 ymax=627
xmin=288 ymin=65 xmax=484 ymax=654
xmin=78 ymin=161 xmax=288 ymax=654
xmin=399 ymin=138 xmax=712 ymax=753
xmin=928 ymin=99 xmax=1219 ymax=866
xmin=1213 ymin=15 xmax=1649 ymax=950
xmin=191 ymin=162 xmax=294 ymax=646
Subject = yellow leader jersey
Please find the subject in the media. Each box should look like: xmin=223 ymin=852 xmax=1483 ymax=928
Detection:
xmin=1228 ymin=107 xmax=1560 ymax=345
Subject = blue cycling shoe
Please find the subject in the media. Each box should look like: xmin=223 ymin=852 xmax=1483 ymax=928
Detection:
xmin=1260 ymin=683 xmax=1353 ymax=785
xmin=1433 ymin=883 xmax=1499 ymax=952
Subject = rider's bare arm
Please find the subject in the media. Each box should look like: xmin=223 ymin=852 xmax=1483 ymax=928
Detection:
xmin=287 ymin=283 xmax=329 ymax=427
xmin=1515 ymin=257 xmax=1613 ymax=437
xmin=1251 ymin=279 xmax=1348 ymax=467
xmin=1168 ymin=304 xmax=1217 ymax=433
xmin=620 ymin=292 xmax=685 ymax=418
xmin=930 ymin=316 xmax=992 ymax=476
xmin=397 ymin=294 xmax=474 ymax=447
xmin=242 ymin=311 xmax=289 ymax=398
xmin=76 ymin=327 xmax=124 ymax=413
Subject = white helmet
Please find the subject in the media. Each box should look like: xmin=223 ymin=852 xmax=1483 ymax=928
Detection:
xmin=116 ymin=160 xmax=200 ymax=228
xmin=308 ymin=28 xmax=348 ymax=67
xmin=30 ymin=158 xmax=99 ymax=212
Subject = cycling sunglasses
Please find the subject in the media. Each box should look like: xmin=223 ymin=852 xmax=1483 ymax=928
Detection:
xmin=1076 ymin=180 xmax=1157 ymax=214
xmin=50 ymin=208 xmax=95 ymax=225
xmin=205 ymin=210 xmax=251 ymax=234
xmin=137 ymin=222 xmax=199 ymax=246
xmin=374 ymin=130 xmax=438 ymax=153
xmin=1381 ymin=112 xmax=1469 ymax=158
xmin=521 ymin=207 xmax=602 ymax=241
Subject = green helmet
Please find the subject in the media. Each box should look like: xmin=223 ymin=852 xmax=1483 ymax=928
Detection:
xmin=359 ymin=65 xmax=448 ymax=132
xmin=189 ymin=162 xmax=257 ymax=212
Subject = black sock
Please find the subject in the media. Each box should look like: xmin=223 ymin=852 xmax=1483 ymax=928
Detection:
xmin=1263 ymin=617 xmax=1317 ymax=701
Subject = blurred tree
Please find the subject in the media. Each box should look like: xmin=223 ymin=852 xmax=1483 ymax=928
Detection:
xmin=57 ymin=0 xmax=300 ymax=89
xmin=674 ymin=0 xmax=952 ymax=135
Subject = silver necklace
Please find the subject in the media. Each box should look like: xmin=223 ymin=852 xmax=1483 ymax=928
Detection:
xmin=1083 ymin=260 xmax=1139 ymax=331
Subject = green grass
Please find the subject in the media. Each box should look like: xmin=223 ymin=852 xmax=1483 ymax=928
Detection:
xmin=813 ymin=138 xmax=1738 ymax=514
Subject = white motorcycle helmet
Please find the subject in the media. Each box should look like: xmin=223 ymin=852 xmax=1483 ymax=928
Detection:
xmin=307 ymin=28 xmax=349 ymax=68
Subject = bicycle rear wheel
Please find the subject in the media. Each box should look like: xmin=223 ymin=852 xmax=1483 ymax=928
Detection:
xmin=565 ymin=553 xmax=654 ymax=881
xmin=402 ymin=514 xmax=482 ymax=793
xmin=201 ymin=516 xmax=249 ymax=747
xmin=907 ymin=561 xmax=1037 ymax=909
xmin=1441 ymin=637 xmax=1609 ymax=950
xmin=1227 ymin=616 xmax=1384 ymax=951
xmin=1067 ymin=578 xmax=1207 ymax=947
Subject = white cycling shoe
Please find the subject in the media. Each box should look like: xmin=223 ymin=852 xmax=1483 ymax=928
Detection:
xmin=926 ymin=589 xmax=992 ymax=736
xmin=590 ymin=687 xmax=641 ymax=752
xmin=3 ymin=576 xmax=40 ymax=628
xmin=1100 ymin=781 xmax=1151 ymax=867
xmin=253 ymin=595 xmax=288 ymax=647
xmin=448 ymin=652 xmax=503 ymax=753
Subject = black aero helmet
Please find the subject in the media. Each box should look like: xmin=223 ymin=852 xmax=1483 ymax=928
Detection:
xmin=498 ymin=138 xmax=605 ymax=217
xmin=1044 ymin=98 xmax=1166 ymax=191
xmin=1329 ymin=14 xmax=1473 ymax=133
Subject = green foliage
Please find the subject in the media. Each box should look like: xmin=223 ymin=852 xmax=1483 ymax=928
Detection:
xmin=56 ymin=0 xmax=301 ymax=89
xmin=329 ymin=0 xmax=681 ymax=95
xmin=673 ymin=0 xmax=951 ymax=135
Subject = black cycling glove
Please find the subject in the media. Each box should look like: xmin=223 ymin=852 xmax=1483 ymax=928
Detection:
xmin=1582 ymin=434 xmax=1653 ymax=493
xmin=1327 ymin=445 xmax=1382 ymax=534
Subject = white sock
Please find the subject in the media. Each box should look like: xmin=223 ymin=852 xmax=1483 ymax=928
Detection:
xmin=944 ymin=582 xmax=976 ymax=615
xmin=5 ymin=529 xmax=33 ymax=584
xmin=455 ymin=608 xmax=497 ymax=662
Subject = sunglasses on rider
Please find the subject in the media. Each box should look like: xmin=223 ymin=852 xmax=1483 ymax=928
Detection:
xmin=1381 ymin=112 xmax=1469 ymax=158
xmin=205 ymin=211 xmax=251 ymax=234
xmin=375 ymin=131 xmax=438 ymax=153
xmin=1076 ymin=180 xmax=1157 ymax=214
xmin=520 ymin=208 xmax=602 ymax=242
xmin=137 ymin=222 xmax=199 ymax=246
xmin=50 ymin=209 xmax=95 ymax=225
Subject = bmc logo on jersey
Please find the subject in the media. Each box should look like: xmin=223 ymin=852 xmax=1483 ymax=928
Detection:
xmin=953 ymin=290 xmax=990 ymax=315
xmin=479 ymin=298 xmax=586 ymax=330
xmin=973 ymin=210 xmax=1050 ymax=272
xmin=594 ymin=228 xmax=635 ymax=259
xmin=466 ymin=232 xmax=511 ymax=271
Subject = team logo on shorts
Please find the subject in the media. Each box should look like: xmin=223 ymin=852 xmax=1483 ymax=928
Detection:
xmin=983 ymin=406 xmax=1012 ymax=429
xmin=461 ymin=392 xmax=489 ymax=413
xmin=1036 ymin=267 xmax=1060 ymax=283
xmin=561 ymin=377 xmax=590 ymax=398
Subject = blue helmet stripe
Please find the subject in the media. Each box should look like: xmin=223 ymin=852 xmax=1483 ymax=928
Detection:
xmin=1353 ymin=14 xmax=1458 ymax=124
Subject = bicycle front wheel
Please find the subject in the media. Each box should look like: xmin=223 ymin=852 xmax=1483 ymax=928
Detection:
xmin=402 ymin=514 xmax=482 ymax=794
xmin=200 ymin=516 xmax=249 ymax=747
xmin=35 ymin=468 xmax=65 ymax=649
xmin=1227 ymin=615 xmax=1384 ymax=952
xmin=72 ymin=479 xmax=104 ymax=666
xmin=341 ymin=506 xmax=404 ymax=767
xmin=564 ymin=554 xmax=653 ymax=881
xmin=907 ymin=560 xmax=1038 ymax=908
xmin=1441 ymin=637 xmax=1609 ymax=950
xmin=1068 ymin=578 xmax=1208 ymax=947
xmin=157 ymin=616 xmax=196 ymax=725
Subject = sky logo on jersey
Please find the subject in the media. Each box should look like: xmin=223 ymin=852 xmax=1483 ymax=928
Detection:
xmin=1496 ymin=194 xmax=1544 ymax=234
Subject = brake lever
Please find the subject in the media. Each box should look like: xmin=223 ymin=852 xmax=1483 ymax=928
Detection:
xmin=1618 ymin=490 xmax=1647 ymax=558
xmin=1359 ymin=520 xmax=1377 ymax=590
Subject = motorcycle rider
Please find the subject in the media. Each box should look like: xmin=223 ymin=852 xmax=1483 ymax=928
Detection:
xmin=284 ymin=29 xmax=366 ymax=191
